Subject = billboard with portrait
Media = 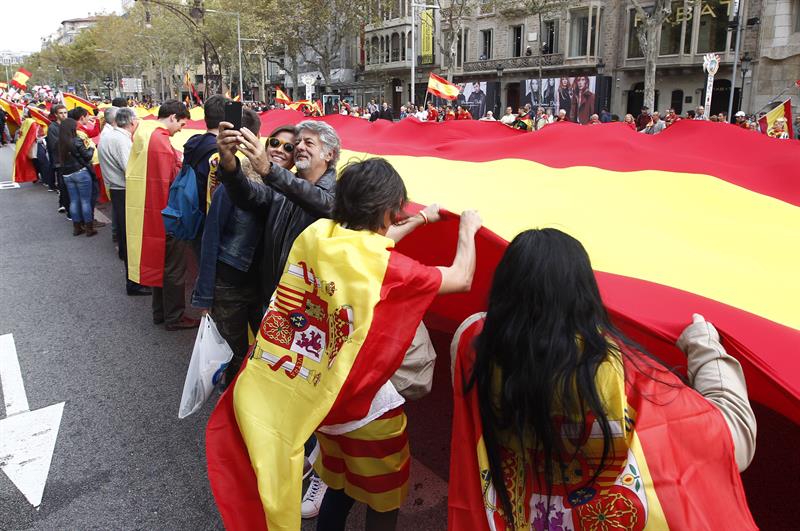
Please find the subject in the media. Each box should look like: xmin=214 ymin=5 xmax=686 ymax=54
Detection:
xmin=426 ymin=81 xmax=499 ymax=119
xmin=521 ymin=76 xmax=597 ymax=125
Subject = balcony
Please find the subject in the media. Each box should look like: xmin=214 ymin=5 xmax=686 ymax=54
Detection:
xmin=463 ymin=54 xmax=565 ymax=73
xmin=365 ymin=58 xmax=414 ymax=73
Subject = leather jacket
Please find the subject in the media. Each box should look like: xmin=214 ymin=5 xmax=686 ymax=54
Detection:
xmin=217 ymin=159 xmax=336 ymax=304
xmin=61 ymin=137 xmax=94 ymax=175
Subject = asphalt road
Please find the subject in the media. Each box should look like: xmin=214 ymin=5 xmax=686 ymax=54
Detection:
xmin=0 ymin=144 xmax=450 ymax=531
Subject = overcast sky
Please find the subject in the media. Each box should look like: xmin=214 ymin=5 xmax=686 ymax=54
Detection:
xmin=0 ymin=0 xmax=123 ymax=53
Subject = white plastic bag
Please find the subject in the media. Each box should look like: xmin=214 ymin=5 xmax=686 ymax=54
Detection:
xmin=178 ymin=314 xmax=234 ymax=419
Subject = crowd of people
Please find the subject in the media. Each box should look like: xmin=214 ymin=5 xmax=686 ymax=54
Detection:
xmin=7 ymin=89 xmax=763 ymax=530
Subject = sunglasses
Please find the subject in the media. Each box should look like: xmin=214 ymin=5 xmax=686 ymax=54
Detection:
xmin=267 ymin=136 xmax=294 ymax=153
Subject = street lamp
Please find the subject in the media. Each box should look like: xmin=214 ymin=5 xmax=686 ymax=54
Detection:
xmin=410 ymin=2 xmax=440 ymax=106
xmin=496 ymin=64 xmax=504 ymax=115
xmin=739 ymin=51 xmax=752 ymax=112
xmin=596 ymin=57 xmax=606 ymax=75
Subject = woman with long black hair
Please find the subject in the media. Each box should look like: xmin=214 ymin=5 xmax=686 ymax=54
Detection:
xmin=448 ymin=228 xmax=757 ymax=530
xmin=58 ymin=117 xmax=96 ymax=236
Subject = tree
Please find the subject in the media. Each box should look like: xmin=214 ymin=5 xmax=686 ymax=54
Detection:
xmin=436 ymin=0 xmax=478 ymax=82
xmin=630 ymin=0 xmax=673 ymax=111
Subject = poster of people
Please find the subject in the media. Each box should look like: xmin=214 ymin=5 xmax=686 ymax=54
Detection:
xmin=522 ymin=76 xmax=597 ymax=125
xmin=428 ymin=81 xmax=498 ymax=119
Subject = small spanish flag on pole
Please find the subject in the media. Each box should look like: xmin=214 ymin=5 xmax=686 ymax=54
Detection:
xmin=63 ymin=92 xmax=97 ymax=113
xmin=10 ymin=68 xmax=31 ymax=90
xmin=275 ymin=86 xmax=292 ymax=105
xmin=426 ymin=72 xmax=460 ymax=101
xmin=758 ymin=98 xmax=794 ymax=139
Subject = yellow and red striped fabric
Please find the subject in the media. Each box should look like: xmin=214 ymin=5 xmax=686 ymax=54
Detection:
xmin=427 ymin=72 xmax=460 ymax=100
xmin=63 ymin=92 xmax=97 ymax=113
xmin=450 ymin=318 xmax=756 ymax=530
xmin=26 ymin=106 xmax=51 ymax=129
xmin=207 ymin=219 xmax=441 ymax=530
xmin=1 ymin=97 xmax=24 ymax=126
xmin=11 ymin=68 xmax=31 ymax=90
xmin=125 ymin=120 xmax=182 ymax=286
xmin=12 ymin=118 xmax=39 ymax=183
xmin=275 ymin=87 xmax=292 ymax=105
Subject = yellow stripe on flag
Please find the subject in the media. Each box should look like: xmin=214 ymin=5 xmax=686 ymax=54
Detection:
xmin=125 ymin=120 xmax=163 ymax=284
xmin=340 ymin=150 xmax=800 ymax=332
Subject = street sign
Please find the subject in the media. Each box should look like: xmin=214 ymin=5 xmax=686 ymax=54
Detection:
xmin=120 ymin=77 xmax=143 ymax=93
xmin=0 ymin=333 xmax=64 ymax=507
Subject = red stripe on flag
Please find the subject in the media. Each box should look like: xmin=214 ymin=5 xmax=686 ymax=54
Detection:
xmin=319 ymin=454 xmax=410 ymax=494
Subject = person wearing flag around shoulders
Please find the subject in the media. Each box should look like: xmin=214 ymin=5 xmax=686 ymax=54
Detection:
xmin=767 ymin=117 xmax=790 ymax=139
xmin=448 ymin=229 xmax=756 ymax=530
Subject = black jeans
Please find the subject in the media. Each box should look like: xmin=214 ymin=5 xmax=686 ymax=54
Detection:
xmin=152 ymin=236 xmax=190 ymax=325
xmin=317 ymin=488 xmax=399 ymax=531
xmin=56 ymin=168 xmax=70 ymax=210
xmin=211 ymin=275 xmax=263 ymax=381
xmin=110 ymin=189 xmax=145 ymax=291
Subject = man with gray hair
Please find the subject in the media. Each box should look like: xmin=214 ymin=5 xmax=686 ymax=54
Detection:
xmin=98 ymin=106 xmax=148 ymax=296
xmin=216 ymin=119 xmax=338 ymax=305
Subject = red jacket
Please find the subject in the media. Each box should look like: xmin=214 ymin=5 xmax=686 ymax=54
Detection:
xmin=427 ymin=108 xmax=439 ymax=122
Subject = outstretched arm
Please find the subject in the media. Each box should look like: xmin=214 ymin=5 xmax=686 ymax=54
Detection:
xmin=676 ymin=314 xmax=757 ymax=471
xmin=436 ymin=210 xmax=482 ymax=295
xmin=386 ymin=204 xmax=441 ymax=243
xmin=216 ymin=123 xmax=275 ymax=211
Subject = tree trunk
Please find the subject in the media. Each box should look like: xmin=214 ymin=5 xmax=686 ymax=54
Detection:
xmin=642 ymin=23 xmax=658 ymax=110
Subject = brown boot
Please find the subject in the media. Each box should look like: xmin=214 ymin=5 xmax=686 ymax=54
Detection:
xmin=84 ymin=223 xmax=98 ymax=237
xmin=73 ymin=222 xmax=84 ymax=236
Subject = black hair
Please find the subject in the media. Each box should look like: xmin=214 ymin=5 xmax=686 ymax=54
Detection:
xmin=242 ymin=108 xmax=261 ymax=134
xmin=69 ymin=107 xmax=88 ymax=120
xmin=157 ymin=99 xmax=189 ymax=120
xmin=467 ymin=229 xmax=631 ymax=527
xmin=204 ymin=94 xmax=228 ymax=129
xmin=269 ymin=124 xmax=295 ymax=138
xmin=333 ymin=158 xmax=407 ymax=232
xmin=111 ymin=97 xmax=128 ymax=108
xmin=57 ymin=118 xmax=79 ymax=164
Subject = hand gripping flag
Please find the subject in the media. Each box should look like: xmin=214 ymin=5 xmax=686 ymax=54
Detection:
xmin=125 ymin=121 xmax=183 ymax=286
xmin=11 ymin=118 xmax=39 ymax=183
xmin=448 ymin=317 xmax=756 ymax=530
xmin=206 ymin=219 xmax=441 ymax=530
xmin=10 ymin=68 xmax=31 ymax=90
xmin=427 ymin=72 xmax=460 ymax=101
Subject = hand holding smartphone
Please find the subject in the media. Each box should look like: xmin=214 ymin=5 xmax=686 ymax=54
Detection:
xmin=224 ymin=100 xmax=243 ymax=131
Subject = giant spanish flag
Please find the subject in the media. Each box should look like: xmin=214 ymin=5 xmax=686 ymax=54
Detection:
xmin=449 ymin=318 xmax=756 ymax=530
xmin=195 ymin=111 xmax=799 ymax=527
xmin=207 ymin=219 xmax=441 ymax=530
xmin=125 ymin=120 xmax=182 ymax=286
xmin=12 ymin=118 xmax=40 ymax=183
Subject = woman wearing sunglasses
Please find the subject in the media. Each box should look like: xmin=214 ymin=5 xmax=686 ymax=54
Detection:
xmin=193 ymin=118 xmax=297 ymax=384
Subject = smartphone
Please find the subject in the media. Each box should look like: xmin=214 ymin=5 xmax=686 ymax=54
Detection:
xmin=224 ymin=101 xmax=243 ymax=130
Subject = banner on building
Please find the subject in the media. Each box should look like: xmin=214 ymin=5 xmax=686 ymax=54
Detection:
xmin=521 ymin=76 xmax=597 ymax=125
xmin=421 ymin=9 xmax=434 ymax=65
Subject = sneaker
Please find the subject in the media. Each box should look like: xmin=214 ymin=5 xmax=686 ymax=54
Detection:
xmin=301 ymin=476 xmax=328 ymax=519
xmin=66 ymin=216 xmax=72 ymax=221
xmin=57 ymin=206 xmax=66 ymax=213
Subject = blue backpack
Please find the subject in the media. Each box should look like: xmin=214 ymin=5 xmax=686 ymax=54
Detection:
xmin=161 ymin=146 xmax=216 ymax=240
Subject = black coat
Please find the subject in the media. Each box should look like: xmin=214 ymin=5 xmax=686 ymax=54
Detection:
xmin=218 ymin=160 xmax=336 ymax=304
xmin=61 ymin=137 xmax=94 ymax=175
xmin=46 ymin=121 xmax=61 ymax=168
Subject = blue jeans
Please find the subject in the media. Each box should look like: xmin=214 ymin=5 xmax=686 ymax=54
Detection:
xmin=63 ymin=168 xmax=94 ymax=223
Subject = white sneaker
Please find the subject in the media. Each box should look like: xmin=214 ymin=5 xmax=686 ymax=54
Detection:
xmin=301 ymin=475 xmax=328 ymax=519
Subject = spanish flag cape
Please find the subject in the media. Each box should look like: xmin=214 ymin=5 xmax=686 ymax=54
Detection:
xmin=206 ymin=219 xmax=442 ymax=530
xmin=449 ymin=316 xmax=756 ymax=530
xmin=125 ymin=121 xmax=182 ymax=286
xmin=12 ymin=118 xmax=39 ymax=183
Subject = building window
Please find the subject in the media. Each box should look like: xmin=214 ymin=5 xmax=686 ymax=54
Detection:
xmin=543 ymin=20 xmax=559 ymax=54
xmin=659 ymin=2 xmax=684 ymax=55
xmin=795 ymin=0 xmax=800 ymax=32
xmin=569 ymin=8 xmax=598 ymax=57
xmin=696 ymin=0 xmax=729 ymax=53
xmin=480 ymin=29 xmax=492 ymax=60
xmin=511 ymin=25 xmax=524 ymax=57
xmin=391 ymin=33 xmax=400 ymax=62
xmin=627 ymin=10 xmax=644 ymax=58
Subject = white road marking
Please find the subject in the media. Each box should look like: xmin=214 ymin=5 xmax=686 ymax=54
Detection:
xmin=0 ymin=180 xmax=21 ymax=190
xmin=94 ymin=208 xmax=111 ymax=224
xmin=0 ymin=333 xmax=65 ymax=507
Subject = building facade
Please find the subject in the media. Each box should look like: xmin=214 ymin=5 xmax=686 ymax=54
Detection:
xmin=44 ymin=17 xmax=99 ymax=48
xmin=351 ymin=0 xmax=798 ymax=119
